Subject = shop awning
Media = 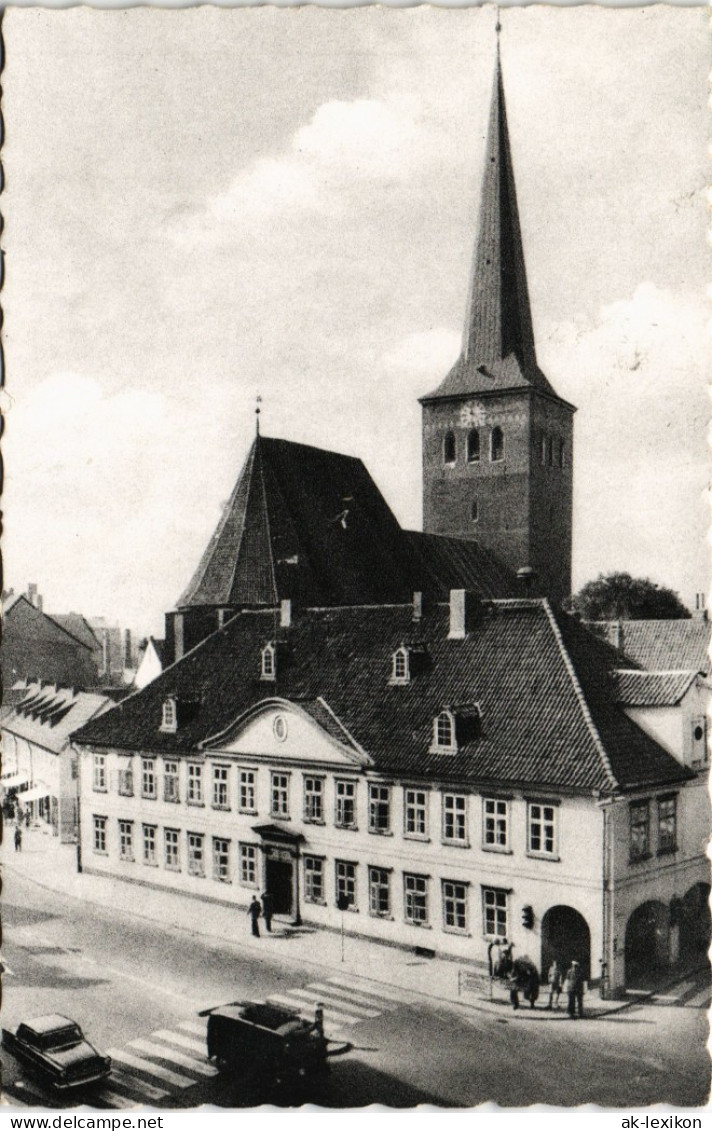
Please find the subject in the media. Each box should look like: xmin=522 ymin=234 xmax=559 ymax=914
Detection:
xmin=17 ymin=783 xmax=51 ymax=802
xmin=1 ymin=772 xmax=30 ymax=789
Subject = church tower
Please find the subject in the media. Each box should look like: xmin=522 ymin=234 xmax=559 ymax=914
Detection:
xmin=420 ymin=44 xmax=575 ymax=607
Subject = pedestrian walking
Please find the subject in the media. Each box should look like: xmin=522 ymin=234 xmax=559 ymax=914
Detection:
xmin=14 ymin=826 xmax=22 ymax=852
xmin=248 ymin=896 xmax=262 ymax=938
xmin=24 ymin=808 xmax=31 ymax=828
xmin=563 ymin=960 xmax=584 ymax=1019
xmin=546 ymin=960 xmax=563 ymax=1010
xmin=261 ymin=890 xmax=274 ymax=933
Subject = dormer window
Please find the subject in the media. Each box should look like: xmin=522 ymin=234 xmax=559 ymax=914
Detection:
xmin=391 ymin=647 xmax=410 ymax=685
xmin=261 ymin=643 xmax=276 ymax=681
xmin=443 ymin=431 xmax=456 ymax=465
xmin=432 ymin=709 xmax=456 ymax=752
xmin=430 ymin=704 xmax=481 ymax=753
xmin=161 ymin=697 xmax=177 ymax=733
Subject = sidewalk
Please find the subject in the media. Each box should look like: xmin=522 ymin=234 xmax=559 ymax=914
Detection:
xmin=0 ymin=823 xmax=658 ymax=1023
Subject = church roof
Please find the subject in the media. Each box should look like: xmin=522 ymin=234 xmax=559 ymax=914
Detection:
xmin=421 ymin=56 xmax=569 ymax=407
xmin=177 ymin=435 xmax=518 ymax=610
xmin=74 ymin=600 xmax=690 ymax=796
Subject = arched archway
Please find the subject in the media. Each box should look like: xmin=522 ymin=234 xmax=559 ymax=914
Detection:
xmin=680 ymin=882 xmax=711 ymax=960
xmin=541 ymin=906 xmax=591 ymax=981
xmin=625 ymin=901 xmax=669 ymax=985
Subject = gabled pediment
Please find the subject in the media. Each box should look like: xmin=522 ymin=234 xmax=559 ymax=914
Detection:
xmin=199 ymin=697 xmax=371 ymax=768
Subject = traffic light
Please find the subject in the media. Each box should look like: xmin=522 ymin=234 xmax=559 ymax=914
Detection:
xmin=521 ymin=904 xmax=534 ymax=929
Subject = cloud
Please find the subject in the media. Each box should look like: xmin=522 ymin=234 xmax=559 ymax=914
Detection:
xmin=176 ymin=95 xmax=424 ymax=246
xmin=383 ymin=328 xmax=460 ymax=376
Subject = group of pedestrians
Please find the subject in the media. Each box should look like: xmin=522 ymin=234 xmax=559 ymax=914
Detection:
xmin=508 ymin=957 xmax=585 ymax=1018
xmin=247 ymin=890 xmax=275 ymax=937
xmin=544 ymin=959 xmax=585 ymax=1018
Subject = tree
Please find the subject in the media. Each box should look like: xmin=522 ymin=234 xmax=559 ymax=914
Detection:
xmin=566 ymin=572 xmax=690 ymax=621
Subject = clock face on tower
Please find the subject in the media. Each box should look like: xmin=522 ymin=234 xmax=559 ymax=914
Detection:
xmin=459 ymin=402 xmax=486 ymax=428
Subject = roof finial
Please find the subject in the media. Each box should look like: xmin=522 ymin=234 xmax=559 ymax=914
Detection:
xmin=255 ymin=394 xmax=262 ymax=436
xmin=495 ymin=7 xmax=502 ymax=58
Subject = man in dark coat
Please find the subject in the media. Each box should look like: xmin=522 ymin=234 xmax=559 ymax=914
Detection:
xmin=563 ymin=960 xmax=584 ymax=1018
xmin=13 ymin=825 xmax=22 ymax=852
xmin=248 ymin=896 xmax=262 ymax=938
xmin=261 ymin=891 xmax=274 ymax=933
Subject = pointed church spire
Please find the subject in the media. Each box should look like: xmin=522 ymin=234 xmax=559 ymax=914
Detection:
xmin=462 ymin=42 xmax=537 ymax=374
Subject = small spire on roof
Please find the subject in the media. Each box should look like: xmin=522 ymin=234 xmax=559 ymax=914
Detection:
xmin=255 ymin=394 xmax=262 ymax=436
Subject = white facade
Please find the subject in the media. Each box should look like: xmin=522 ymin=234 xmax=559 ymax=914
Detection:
xmin=77 ymin=698 xmax=709 ymax=993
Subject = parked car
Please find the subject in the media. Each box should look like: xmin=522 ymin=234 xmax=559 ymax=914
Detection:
xmin=2 ymin=1015 xmax=111 ymax=1091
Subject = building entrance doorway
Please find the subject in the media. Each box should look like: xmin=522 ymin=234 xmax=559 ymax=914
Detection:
xmin=266 ymin=857 xmax=293 ymax=915
xmin=540 ymin=905 xmax=591 ymax=981
xmin=625 ymin=900 xmax=669 ymax=985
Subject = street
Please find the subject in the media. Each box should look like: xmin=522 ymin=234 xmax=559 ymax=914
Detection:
xmin=2 ymin=865 xmax=709 ymax=1110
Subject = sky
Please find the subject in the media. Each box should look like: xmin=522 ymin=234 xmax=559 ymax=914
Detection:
xmin=2 ymin=5 xmax=709 ymax=636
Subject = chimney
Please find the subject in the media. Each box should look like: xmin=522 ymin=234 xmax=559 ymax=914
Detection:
xmin=124 ymin=628 xmax=132 ymax=667
xmin=101 ymin=630 xmax=110 ymax=676
xmin=280 ymin=599 xmax=292 ymax=629
xmin=693 ymin=593 xmax=708 ymax=622
xmin=27 ymin=583 xmax=38 ymax=607
xmin=37 ymin=594 xmax=43 ymax=613
xmin=412 ymin=592 xmax=423 ymax=622
xmin=611 ymin=621 xmax=623 ymax=651
xmin=448 ymin=590 xmax=479 ymax=640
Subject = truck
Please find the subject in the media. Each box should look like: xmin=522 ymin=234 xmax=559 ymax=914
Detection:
xmin=2 ymin=1015 xmax=112 ymax=1091
xmin=205 ymin=1000 xmax=339 ymax=1096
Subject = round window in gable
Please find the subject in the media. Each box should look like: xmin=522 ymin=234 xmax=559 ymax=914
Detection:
xmin=694 ymin=725 xmax=704 ymax=742
xmin=273 ymin=715 xmax=288 ymax=742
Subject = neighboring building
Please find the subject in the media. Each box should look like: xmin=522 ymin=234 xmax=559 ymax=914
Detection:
xmin=73 ymin=594 xmax=709 ymax=994
xmin=134 ymin=638 xmax=166 ymax=690
xmin=2 ymin=683 xmax=112 ymax=841
xmin=590 ymin=616 xmax=711 ymax=676
xmin=2 ymin=591 xmax=100 ymax=689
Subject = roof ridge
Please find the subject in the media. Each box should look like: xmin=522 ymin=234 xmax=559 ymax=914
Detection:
xmin=543 ymin=602 xmax=619 ymax=791
xmin=315 ymin=695 xmax=371 ymax=762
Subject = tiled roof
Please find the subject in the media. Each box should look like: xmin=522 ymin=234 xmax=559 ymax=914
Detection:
xmin=73 ymin=602 xmax=689 ymax=796
xmin=590 ymin=620 xmax=711 ymax=674
xmin=176 ymin=435 xmax=518 ymax=610
xmin=50 ymin=614 xmax=100 ymax=653
xmin=4 ymin=683 xmax=111 ymax=754
xmin=611 ymin=670 xmax=700 ymax=708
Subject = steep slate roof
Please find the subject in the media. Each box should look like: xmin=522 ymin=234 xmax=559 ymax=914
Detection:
xmin=74 ymin=601 xmax=689 ymax=796
xmin=590 ymin=620 xmax=711 ymax=675
xmin=611 ymin=670 xmax=700 ymax=708
xmin=50 ymin=613 xmax=101 ymax=653
xmin=177 ymin=435 xmax=518 ymax=610
xmin=5 ymin=683 xmax=111 ymax=754
xmin=420 ymin=57 xmax=566 ymax=406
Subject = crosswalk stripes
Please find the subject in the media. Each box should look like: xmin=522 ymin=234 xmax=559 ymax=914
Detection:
xmin=107 ymin=1046 xmax=201 ymax=1090
xmin=264 ymin=974 xmax=411 ymax=1039
xmin=3 ymin=978 xmax=408 ymax=1110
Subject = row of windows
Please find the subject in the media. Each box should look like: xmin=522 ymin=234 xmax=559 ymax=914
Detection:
xmin=630 ymin=795 xmax=677 ymax=862
xmin=92 ymin=758 xmax=558 ymax=857
xmin=440 ymin=428 xmax=566 ymax=470
xmin=94 ymin=815 xmax=509 ymax=936
xmin=443 ymin=427 xmax=504 ymax=466
xmin=96 ymin=816 xmax=259 ymax=883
